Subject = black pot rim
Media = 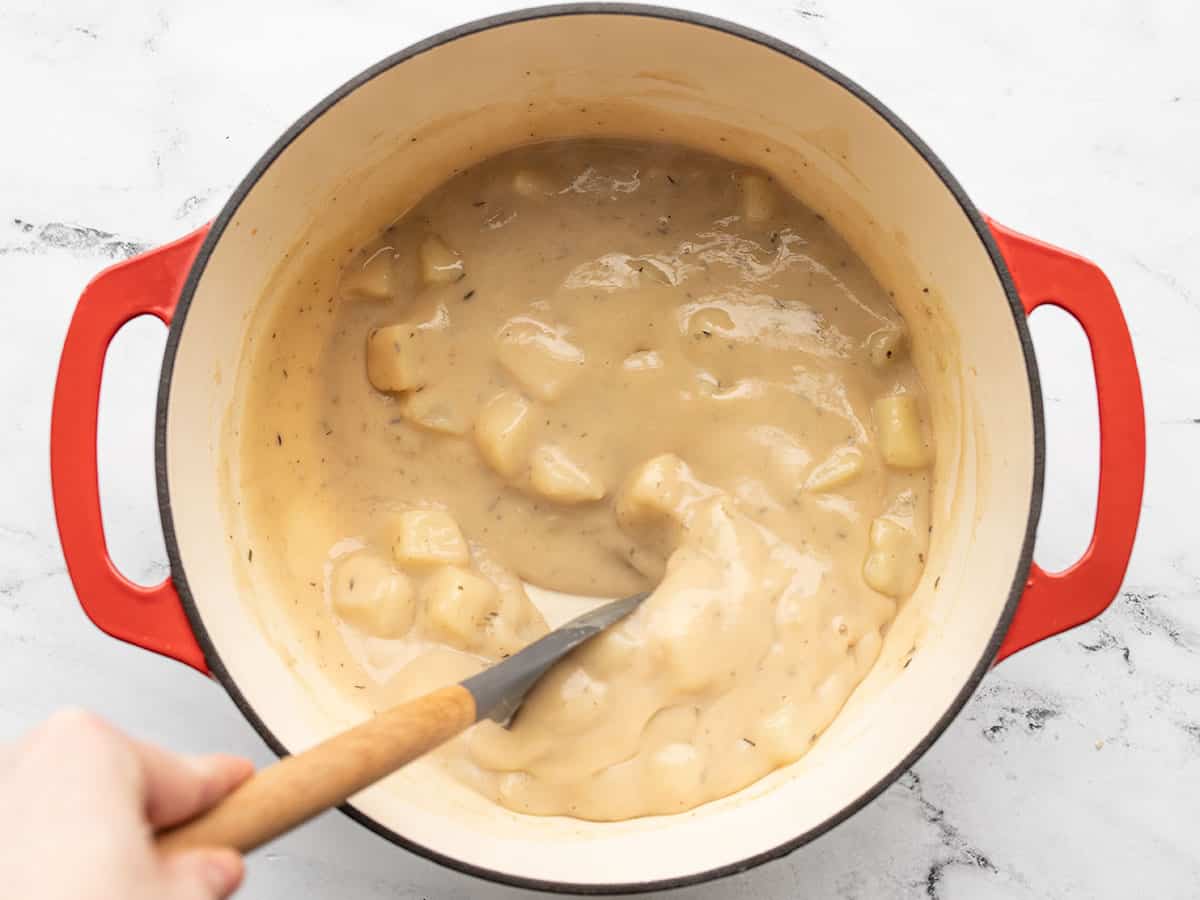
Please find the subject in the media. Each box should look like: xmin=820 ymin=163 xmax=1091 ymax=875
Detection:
xmin=155 ymin=4 xmax=1046 ymax=895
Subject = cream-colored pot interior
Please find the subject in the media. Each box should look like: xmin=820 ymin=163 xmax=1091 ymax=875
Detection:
xmin=163 ymin=10 xmax=1037 ymax=889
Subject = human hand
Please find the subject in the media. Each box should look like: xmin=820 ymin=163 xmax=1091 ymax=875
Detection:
xmin=0 ymin=709 xmax=254 ymax=900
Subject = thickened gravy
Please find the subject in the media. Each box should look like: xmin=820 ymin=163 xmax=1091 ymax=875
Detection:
xmin=236 ymin=141 xmax=934 ymax=820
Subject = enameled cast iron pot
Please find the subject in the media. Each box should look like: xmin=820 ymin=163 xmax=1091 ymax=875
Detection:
xmin=50 ymin=5 xmax=1146 ymax=893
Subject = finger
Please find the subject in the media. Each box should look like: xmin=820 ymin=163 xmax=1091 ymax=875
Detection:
xmin=162 ymin=847 xmax=245 ymax=900
xmin=24 ymin=709 xmax=145 ymax=815
xmin=131 ymin=742 xmax=254 ymax=830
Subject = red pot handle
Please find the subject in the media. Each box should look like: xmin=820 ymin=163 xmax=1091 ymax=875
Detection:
xmin=51 ymin=227 xmax=211 ymax=674
xmin=988 ymin=220 xmax=1145 ymax=662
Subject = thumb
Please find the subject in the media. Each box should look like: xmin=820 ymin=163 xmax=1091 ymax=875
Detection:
xmin=134 ymin=744 xmax=254 ymax=829
xmin=162 ymin=848 xmax=245 ymax=900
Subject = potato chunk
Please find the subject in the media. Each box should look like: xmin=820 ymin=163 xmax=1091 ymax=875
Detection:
xmin=537 ymin=665 xmax=608 ymax=734
xmin=863 ymin=519 xmax=915 ymax=597
xmin=737 ymin=173 xmax=775 ymax=223
xmin=616 ymin=453 xmax=712 ymax=528
xmin=421 ymin=565 xmax=499 ymax=650
xmin=340 ymin=250 xmax=394 ymax=301
xmin=392 ymin=510 xmax=469 ymax=569
xmin=646 ymin=743 xmax=705 ymax=802
xmin=862 ymin=490 xmax=927 ymax=597
xmin=805 ymin=445 xmax=865 ymax=492
xmin=419 ymin=234 xmax=464 ymax=284
xmin=751 ymin=704 xmax=813 ymax=765
xmin=874 ymin=394 xmax=931 ymax=468
xmin=366 ymin=324 xmax=431 ymax=393
xmin=616 ymin=455 xmax=717 ymax=570
xmin=529 ymin=444 xmax=604 ymax=503
xmin=330 ymin=550 xmax=416 ymax=638
xmin=474 ymin=391 xmax=534 ymax=477
xmin=398 ymin=388 xmax=469 ymax=436
xmin=495 ymin=316 xmax=585 ymax=401
xmin=577 ymin=625 xmax=639 ymax=677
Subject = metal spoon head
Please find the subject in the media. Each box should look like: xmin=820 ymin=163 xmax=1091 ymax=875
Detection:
xmin=459 ymin=592 xmax=648 ymax=726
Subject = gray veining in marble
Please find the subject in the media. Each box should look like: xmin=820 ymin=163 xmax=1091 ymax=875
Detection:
xmin=1 ymin=0 xmax=1197 ymax=897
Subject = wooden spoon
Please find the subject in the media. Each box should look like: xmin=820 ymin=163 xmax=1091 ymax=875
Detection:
xmin=156 ymin=593 xmax=646 ymax=854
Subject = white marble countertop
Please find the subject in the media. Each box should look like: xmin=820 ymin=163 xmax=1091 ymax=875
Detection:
xmin=1 ymin=0 xmax=1196 ymax=896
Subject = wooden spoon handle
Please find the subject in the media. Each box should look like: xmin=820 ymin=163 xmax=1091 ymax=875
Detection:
xmin=157 ymin=684 xmax=477 ymax=854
